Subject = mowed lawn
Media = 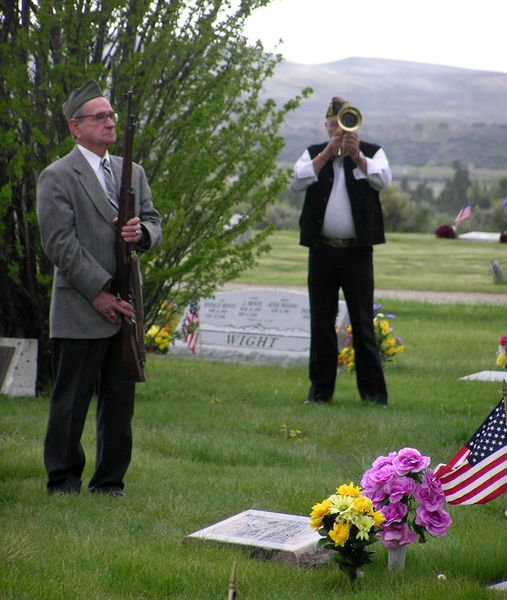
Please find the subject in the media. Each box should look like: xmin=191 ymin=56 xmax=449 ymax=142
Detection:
xmin=1 ymin=233 xmax=507 ymax=599
xmin=235 ymin=231 xmax=507 ymax=294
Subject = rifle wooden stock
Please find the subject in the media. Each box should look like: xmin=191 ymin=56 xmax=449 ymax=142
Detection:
xmin=114 ymin=92 xmax=146 ymax=382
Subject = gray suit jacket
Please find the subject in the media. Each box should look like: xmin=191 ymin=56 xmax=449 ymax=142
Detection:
xmin=37 ymin=146 xmax=162 ymax=339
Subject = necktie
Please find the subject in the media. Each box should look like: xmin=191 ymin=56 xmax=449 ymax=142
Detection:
xmin=101 ymin=158 xmax=119 ymax=210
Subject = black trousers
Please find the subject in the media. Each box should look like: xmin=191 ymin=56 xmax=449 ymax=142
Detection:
xmin=44 ymin=335 xmax=135 ymax=493
xmin=307 ymin=243 xmax=387 ymax=404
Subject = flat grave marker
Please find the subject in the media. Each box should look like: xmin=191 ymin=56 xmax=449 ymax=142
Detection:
xmin=186 ymin=509 xmax=325 ymax=566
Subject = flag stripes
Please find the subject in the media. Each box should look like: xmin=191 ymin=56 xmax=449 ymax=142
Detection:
xmin=437 ymin=447 xmax=507 ymax=504
xmin=454 ymin=203 xmax=472 ymax=226
xmin=434 ymin=398 xmax=507 ymax=505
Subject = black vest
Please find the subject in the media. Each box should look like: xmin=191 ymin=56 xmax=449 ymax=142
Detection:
xmin=298 ymin=141 xmax=386 ymax=247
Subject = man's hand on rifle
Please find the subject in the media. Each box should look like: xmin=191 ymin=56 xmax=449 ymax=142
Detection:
xmin=114 ymin=216 xmax=144 ymax=244
xmin=92 ymin=290 xmax=135 ymax=324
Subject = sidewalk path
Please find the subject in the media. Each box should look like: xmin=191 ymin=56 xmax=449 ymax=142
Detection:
xmin=223 ymin=283 xmax=506 ymax=305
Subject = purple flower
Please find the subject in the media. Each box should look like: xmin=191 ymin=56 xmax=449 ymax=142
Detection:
xmin=392 ymin=447 xmax=430 ymax=475
xmin=415 ymin=506 xmax=452 ymax=537
xmin=371 ymin=452 xmax=397 ymax=470
xmin=413 ymin=470 xmax=446 ymax=511
xmin=379 ymin=523 xmax=417 ymax=548
xmin=361 ymin=464 xmax=397 ymax=502
xmin=385 ymin=476 xmax=416 ymax=503
xmin=381 ymin=502 xmax=408 ymax=525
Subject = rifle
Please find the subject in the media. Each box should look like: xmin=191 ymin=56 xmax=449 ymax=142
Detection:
xmin=114 ymin=91 xmax=146 ymax=382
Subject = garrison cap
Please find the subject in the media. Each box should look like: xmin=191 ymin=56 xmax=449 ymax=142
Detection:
xmin=62 ymin=80 xmax=105 ymax=120
xmin=325 ymin=96 xmax=347 ymax=118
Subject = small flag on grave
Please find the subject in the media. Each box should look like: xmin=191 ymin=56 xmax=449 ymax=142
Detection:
xmin=454 ymin=202 xmax=472 ymax=226
xmin=434 ymin=389 xmax=507 ymax=505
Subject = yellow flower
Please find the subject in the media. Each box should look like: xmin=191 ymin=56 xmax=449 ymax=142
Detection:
xmin=329 ymin=521 xmax=350 ymax=547
xmin=354 ymin=515 xmax=375 ymax=540
xmin=337 ymin=482 xmax=361 ymax=497
xmin=380 ymin=320 xmax=390 ymax=335
xmin=497 ymin=354 xmax=507 ymax=368
xmin=352 ymin=495 xmax=373 ymax=514
xmin=372 ymin=510 xmax=385 ymax=527
xmin=310 ymin=498 xmax=332 ymax=529
xmin=329 ymin=494 xmax=354 ymax=513
xmin=147 ymin=325 xmax=160 ymax=337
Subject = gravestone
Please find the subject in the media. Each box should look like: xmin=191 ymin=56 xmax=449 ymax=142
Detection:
xmin=458 ymin=231 xmax=500 ymax=243
xmin=185 ymin=509 xmax=326 ymax=566
xmin=0 ymin=337 xmax=38 ymax=397
xmin=459 ymin=370 xmax=507 ymax=382
xmin=489 ymin=260 xmax=505 ymax=284
xmin=172 ymin=288 xmax=349 ymax=366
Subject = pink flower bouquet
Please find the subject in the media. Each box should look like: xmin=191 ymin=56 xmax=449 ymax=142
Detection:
xmin=361 ymin=448 xmax=452 ymax=548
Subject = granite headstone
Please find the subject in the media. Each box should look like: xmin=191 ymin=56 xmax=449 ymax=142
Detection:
xmin=173 ymin=288 xmax=349 ymax=366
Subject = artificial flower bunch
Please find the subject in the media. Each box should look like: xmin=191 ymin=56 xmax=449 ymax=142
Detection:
xmin=496 ymin=335 xmax=507 ymax=370
xmin=338 ymin=304 xmax=404 ymax=372
xmin=310 ymin=482 xmax=384 ymax=581
xmin=144 ymin=302 xmax=180 ymax=353
xmin=435 ymin=224 xmax=456 ymax=239
xmin=361 ymin=448 xmax=452 ymax=549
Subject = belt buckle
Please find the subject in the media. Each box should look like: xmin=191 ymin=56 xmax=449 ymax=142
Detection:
xmin=324 ymin=237 xmax=352 ymax=248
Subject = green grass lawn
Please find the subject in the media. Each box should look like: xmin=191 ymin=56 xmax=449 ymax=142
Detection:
xmin=235 ymin=231 xmax=507 ymax=293
xmin=1 ymin=236 xmax=507 ymax=599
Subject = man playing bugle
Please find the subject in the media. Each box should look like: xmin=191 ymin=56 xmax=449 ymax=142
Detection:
xmin=292 ymin=96 xmax=391 ymax=407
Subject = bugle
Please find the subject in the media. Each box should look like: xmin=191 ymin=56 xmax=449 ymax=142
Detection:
xmin=336 ymin=103 xmax=362 ymax=156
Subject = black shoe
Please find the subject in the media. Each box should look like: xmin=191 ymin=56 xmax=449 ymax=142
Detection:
xmin=90 ymin=487 xmax=126 ymax=498
xmin=362 ymin=395 xmax=388 ymax=406
xmin=47 ymin=484 xmax=81 ymax=496
xmin=304 ymin=395 xmax=331 ymax=405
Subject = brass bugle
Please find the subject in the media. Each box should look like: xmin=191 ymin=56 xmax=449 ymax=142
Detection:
xmin=337 ymin=103 xmax=362 ymax=131
xmin=336 ymin=103 xmax=362 ymax=156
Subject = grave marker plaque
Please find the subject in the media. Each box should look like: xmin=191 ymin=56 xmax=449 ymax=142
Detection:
xmin=186 ymin=509 xmax=326 ymax=566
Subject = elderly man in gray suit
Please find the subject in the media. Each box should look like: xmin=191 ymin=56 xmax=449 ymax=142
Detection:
xmin=37 ymin=80 xmax=162 ymax=497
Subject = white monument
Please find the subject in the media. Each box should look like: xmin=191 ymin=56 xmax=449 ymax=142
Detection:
xmin=173 ymin=288 xmax=349 ymax=366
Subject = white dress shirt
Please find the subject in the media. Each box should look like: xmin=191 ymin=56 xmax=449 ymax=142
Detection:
xmin=291 ymin=148 xmax=392 ymax=239
xmin=77 ymin=144 xmax=114 ymax=197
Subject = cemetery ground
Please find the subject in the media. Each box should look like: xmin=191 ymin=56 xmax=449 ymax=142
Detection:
xmin=1 ymin=233 xmax=507 ymax=599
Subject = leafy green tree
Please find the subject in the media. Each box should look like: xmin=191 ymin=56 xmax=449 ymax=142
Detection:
xmin=380 ymin=186 xmax=416 ymax=232
xmin=437 ymin=160 xmax=472 ymax=214
xmin=0 ymin=0 xmax=310 ymax=387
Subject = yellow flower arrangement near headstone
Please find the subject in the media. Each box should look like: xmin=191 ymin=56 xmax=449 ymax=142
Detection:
xmin=310 ymin=482 xmax=384 ymax=582
xmin=338 ymin=304 xmax=404 ymax=372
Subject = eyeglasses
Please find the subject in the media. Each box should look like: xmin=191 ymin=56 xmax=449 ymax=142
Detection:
xmin=74 ymin=111 xmax=118 ymax=123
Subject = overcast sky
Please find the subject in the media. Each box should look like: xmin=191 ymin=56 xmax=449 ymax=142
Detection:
xmin=244 ymin=0 xmax=507 ymax=74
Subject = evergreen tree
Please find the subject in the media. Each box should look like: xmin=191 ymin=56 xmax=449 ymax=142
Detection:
xmin=437 ymin=160 xmax=472 ymax=214
xmin=0 ymin=0 xmax=310 ymax=386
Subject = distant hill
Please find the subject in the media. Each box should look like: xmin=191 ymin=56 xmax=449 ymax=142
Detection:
xmin=264 ymin=58 xmax=507 ymax=169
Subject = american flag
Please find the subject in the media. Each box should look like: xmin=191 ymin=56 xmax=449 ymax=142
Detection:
xmin=434 ymin=397 xmax=507 ymax=505
xmin=181 ymin=299 xmax=199 ymax=354
xmin=454 ymin=203 xmax=472 ymax=226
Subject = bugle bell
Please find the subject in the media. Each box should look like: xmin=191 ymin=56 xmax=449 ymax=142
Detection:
xmin=336 ymin=103 xmax=362 ymax=156
xmin=337 ymin=103 xmax=362 ymax=131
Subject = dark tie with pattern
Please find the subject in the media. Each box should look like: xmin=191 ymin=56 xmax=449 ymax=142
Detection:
xmin=101 ymin=158 xmax=119 ymax=210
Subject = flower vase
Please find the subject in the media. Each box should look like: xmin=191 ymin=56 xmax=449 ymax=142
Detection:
xmin=387 ymin=545 xmax=408 ymax=571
